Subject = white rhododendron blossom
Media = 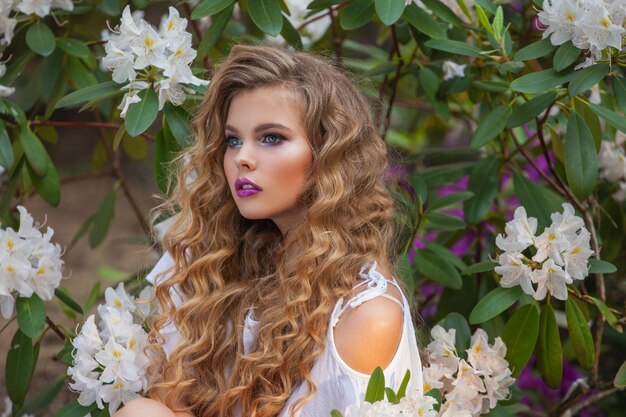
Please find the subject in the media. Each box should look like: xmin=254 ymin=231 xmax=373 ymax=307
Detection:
xmin=343 ymin=326 xmax=514 ymax=417
xmin=101 ymin=6 xmax=208 ymax=118
xmin=494 ymin=203 xmax=593 ymax=301
xmin=68 ymin=283 xmax=159 ymax=414
xmin=538 ymin=0 xmax=626 ymax=59
xmin=422 ymin=326 xmax=515 ymax=416
xmin=442 ymin=61 xmax=466 ymax=80
xmin=598 ymin=134 xmax=626 ymax=201
xmin=0 ymin=206 xmax=64 ymax=319
xmin=266 ymin=0 xmax=331 ymax=46
xmin=0 ymin=0 xmax=72 ymax=45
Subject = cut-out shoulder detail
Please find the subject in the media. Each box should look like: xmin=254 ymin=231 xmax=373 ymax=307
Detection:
xmin=333 ymin=293 xmax=404 ymax=374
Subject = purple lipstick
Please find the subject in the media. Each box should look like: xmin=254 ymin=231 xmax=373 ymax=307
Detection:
xmin=235 ymin=178 xmax=262 ymax=197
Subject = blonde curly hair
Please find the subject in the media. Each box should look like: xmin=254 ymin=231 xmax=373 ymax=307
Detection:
xmin=148 ymin=44 xmax=397 ymax=417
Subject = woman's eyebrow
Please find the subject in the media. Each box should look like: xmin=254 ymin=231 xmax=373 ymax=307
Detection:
xmin=224 ymin=123 xmax=293 ymax=133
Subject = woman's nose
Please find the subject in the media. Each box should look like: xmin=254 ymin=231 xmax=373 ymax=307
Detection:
xmin=234 ymin=142 xmax=256 ymax=170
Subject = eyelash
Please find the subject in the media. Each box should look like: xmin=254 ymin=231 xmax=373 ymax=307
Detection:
xmin=224 ymin=133 xmax=285 ymax=148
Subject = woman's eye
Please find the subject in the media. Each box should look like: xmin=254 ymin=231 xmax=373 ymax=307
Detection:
xmin=225 ymin=136 xmax=242 ymax=147
xmin=261 ymin=133 xmax=283 ymax=145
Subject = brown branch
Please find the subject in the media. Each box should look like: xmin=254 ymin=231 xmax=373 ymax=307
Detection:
xmin=328 ymin=7 xmax=343 ymax=66
xmin=381 ymin=25 xmax=404 ymax=140
xmin=30 ymin=120 xmax=155 ymax=142
xmin=296 ymin=4 xmax=347 ymax=32
xmin=182 ymin=2 xmax=212 ymax=71
xmin=61 ymin=171 xmax=115 ymax=185
xmin=46 ymin=316 xmax=66 ymax=341
xmin=554 ymin=384 xmax=623 ymax=417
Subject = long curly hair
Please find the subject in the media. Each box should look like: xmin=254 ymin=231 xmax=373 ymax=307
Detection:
xmin=148 ymin=44 xmax=397 ymax=417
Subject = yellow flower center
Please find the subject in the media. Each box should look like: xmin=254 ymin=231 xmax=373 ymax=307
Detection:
xmin=168 ymin=20 xmax=174 ymax=31
xmin=571 ymin=247 xmax=581 ymax=254
xmin=424 ymin=382 xmax=432 ymax=392
xmin=6 ymin=239 xmax=14 ymax=249
xmin=36 ymin=267 xmax=46 ymax=276
xmin=601 ymin=17 xmax=610 ymax=28
xmin=114 ymin=299 xmax=122 ymax=308
xmin=474 ymin=344 xmax=482 ymax=353
xmin=566 ymin=11 xmax=576 ymax=22
xmin=6 ymin=265 xmax=15 ymax=272
xmin=114 ymin=381 xmax=124 ymax=389
xmin=129 ymin=339 xmax=135 ymax=349
xmin=175 ymin=48 xmax=183 ymax=57
xmin=547 ymin=232 xmax=556 ymax=241
xmin=112 ymin=349 xmax=122 ymax=359
xmin=144 ymin=36 xmax=154 ymax=49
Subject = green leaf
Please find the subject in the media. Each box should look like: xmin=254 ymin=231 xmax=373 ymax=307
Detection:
xmin=385 ymin=387 xmax=399 ymax=404
xmin=425 ymin=212 xmax=465 ymax=231
xmin=309 ymin=0 xmax=344 ymax=9
xmin=420 ymin=67 xmax=440 ymax=102
xmin=589 ymin=296 xmax=621 ymax=333
xmin=427 ymin=191 xmax=474 ymax=211
xmin=414 ymin=249 xmax=463 ymax=289
xmin=472 ymin=80 xmax=510 ymax=93
xmin=475 ymin=4 xmax=493 ymax=36
xmin=16 ymin=295 xmax=46 ymax=339
xmin=280 ymin=15 xmax=303 ymax=49
xmin=164 ymin=103 xmax=193 ymax=148
xmin=568 ymin=64 xmax=610 ymax=96
xmin=375 ymin=0 xmax=405 ymax=25
xmin=511 ymin=69 xmax=573 ymax=94
xmin=26 ymin=22 xmax=56 ymax=57
xmin=587 ymin=102 xmax=626 ymax=134
xmin=553 ymin=42 xmax=580 ymax=72
xmin=330 ymin=410 xmax=344 ymax=417
xmin=89 ymin=191 xmax=116 ymax=248
xmin=125 ymin=88 xmax=159 ymax=137
xmin=364 ymin=367 xmax=385 ymax=403
xmin=507 ymin=91 xmax=557 ymax=128
xmin=19 ymin=375 xmax=65 ymax=416
xmin=564 ymin=112 xmax=598 ymax=200
xmin=53 ymin=400 xmax=97 ymax=417
xmin=55 ymin=81 xmax=121 ymax=109
xmin=155 ymin=127 xmax=180 ymax=194
xmin=421 ymin=0 xmax=464 ymax=26
xmin=20 ymin=126 xmax=49 ymax=177
xmin=122 ymin=135 xmax=148 ymax=160
xmin=612 ymin=76 xmax=626 ymax=110
xmin=55 ymin=288 xmax=84 ymax=314
xmin=248 ymin=0 xmax=283 ymax=36
xmin=536 ymin=302 xmax=563 ymax=388
xmin=615 ymin=360 xmax=626 ymax=387
xmin=469 ymin=286 xmax=523 ymax=324
xmin=462 ymin=260 xmax=498 ymax=275
xmin=513 ymin=172 xmax=565 ymax=228
xmin=514 ymin=39 xmax=556 ymax=61
xmin=6 ymin=329 xmax=34 ymax=405
xmin=191 ymin=0 xmax=234 ymax=19
xmin=588 ymin=258 xmax=617 ymax=274
xmin=396 ymin=370 xmax=411 ymax=399
xmin=424 ymin=39 xmax=482 ymax=57
xmin=424 ymin=241 xmax=467 ymax=271
xmin=197 ymin=2 xmax=234 ymax=57
xmin=28 ymin=155 xmax=61 ymax=207
xmin=404 ymin=3 xmax=447 ymax=39
xmin=492 ymin=5 xmax=503 ymax=37
xmin=340 ymin=0 xmax=375 ymax=30
xmin=471 ymin=104 xmax=511 ymax=148
xmin=438 ymin=312 xmax=471 ymax=353
xmin=84 ymin=281 xmax=101 ymax=312
xmin=57 ymin=38 xmax=90 ymax=58
xmin=565 ymin=297 xmax=595 ymax=369
xmin=501 ymin=304 xmax=539 ymax=376
xmin=464 ymin=157 xmax=499 ymax=224
xmin=0 ymin=120 xmax=13 ymax=169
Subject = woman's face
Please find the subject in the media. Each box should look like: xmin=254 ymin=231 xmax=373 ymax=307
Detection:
xmin=223 ymin=86 xmax=313 ymax=235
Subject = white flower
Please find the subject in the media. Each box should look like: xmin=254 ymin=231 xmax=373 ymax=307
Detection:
xmin=550 ymin=203 xmax=586 ymax=241
xmin=426 ymin=326 xmax=460 ymax=375
xmin=102 ymin=41 xmax=137 ymax=83
xmin=495 ymin=251 xmax=536 ymax=296
xmin=105 ymin=282 xmax=136 ymax=312
xmin=131 ymin=25 xmax=168 ymax=70
xmin=467 ymin=329 xmax=509 ymax=376
xmin=51 ymin=0 xmax=74 ymax=11
xmin=533 ymin=223 xmax=570 ymax=265
xmin=579 ymin=1 xmax=624 ymax=58
xmin=422 ymin=362 xmax=452 ymax=393
xmin=72 ymin=315 xmax=104 ymax=356
xmin=30 ymin=256 xmax=62 ymax=300
xmin=598 ymin=138 xmax=626 ymax=182
xmin=482 ymin=369 xmax=515 ymax=410
xmin=159 ymin=6 xmax=188 ymax=45
xmin=0 ymin=4 xmax=17 ymax=45
xmin=95 ymin=339 xmax=140 ymax=383
xmin=530 ymin=259 xmax=571 ymax=300
xmin=17 ymin=0 xmax=54 ymax=17
xmin=117 ymin=89 xmax=143 ymax=119
xmin=68 ymin=367 xmax=104 ymax=409
xmin=438 ymin=401 xmax=473 ymax=417
xmin=447 ymin=359 xmax=485 ymax=411
xmin=539 ymin=0 xmax=590 ymax=47
xmin=563 ymin=228 xmax=593 ymax=280
xmin=442 ymin=61 xmax=466 ymax=80
xmin=155 ymin=78 xmax=186 ymax=110
xmin=99 ymin=378 xmax=142 ymax=414
xmin=397 ymin=394 xmax=438 ymax=417
xmin=495 ymin=206 xmax=537 ymax=252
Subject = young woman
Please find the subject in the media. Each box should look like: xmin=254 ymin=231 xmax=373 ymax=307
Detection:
xmin=115 ymin=45 xmax=423 ymax=417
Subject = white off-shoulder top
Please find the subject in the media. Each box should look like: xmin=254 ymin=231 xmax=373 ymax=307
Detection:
xmin=145 ymin=252 xmax=423 ymax=417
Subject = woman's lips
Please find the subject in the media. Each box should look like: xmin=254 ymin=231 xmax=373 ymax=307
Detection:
xmin=235 ymin=178 xmax=262 ymax=197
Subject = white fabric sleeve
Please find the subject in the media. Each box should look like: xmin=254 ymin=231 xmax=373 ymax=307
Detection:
xmin=145 ymin=251 xmax=184 ymax=358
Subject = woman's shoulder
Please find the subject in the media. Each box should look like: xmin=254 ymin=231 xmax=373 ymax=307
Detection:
xmin=331 ymin=261 xmax=405 ymax=374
